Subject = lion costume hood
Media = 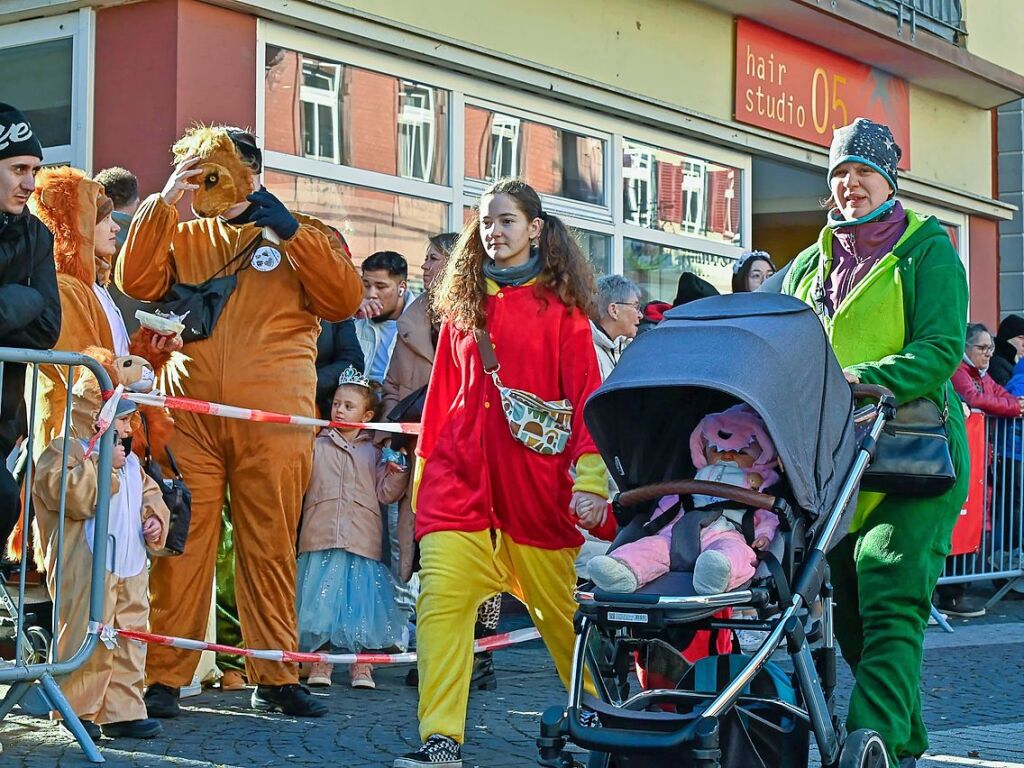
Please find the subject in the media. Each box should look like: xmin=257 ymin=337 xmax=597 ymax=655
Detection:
xmin=29 ymin=166 xmax=114 ymax=286
xmin=172 ymin=125 xmax=260 ymax=218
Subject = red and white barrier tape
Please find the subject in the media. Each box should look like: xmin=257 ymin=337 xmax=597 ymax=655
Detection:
xmin=125 ymin=391 xmax=420 ymax=435
xmin=88 ymin=623 xmax=540 ymax=665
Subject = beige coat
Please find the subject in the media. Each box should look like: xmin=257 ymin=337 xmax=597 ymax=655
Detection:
xmin=33 ymin=434 xmax=169 ymax=724
xmin=298 ymin=430 xmax=408 ymax=562
xmin=379 ymin=293 xmax=434 ymax=580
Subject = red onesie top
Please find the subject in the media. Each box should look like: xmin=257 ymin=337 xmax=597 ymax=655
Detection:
xmin=415 ymin=283 xmax=604 ymax=550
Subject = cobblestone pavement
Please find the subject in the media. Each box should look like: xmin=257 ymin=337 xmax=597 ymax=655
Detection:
xmin=2 ymin=595 xmax=1023 ymax=767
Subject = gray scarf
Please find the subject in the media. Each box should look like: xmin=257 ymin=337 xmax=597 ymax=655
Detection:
xmin=482 ymin=251 xmax=543 ymax=287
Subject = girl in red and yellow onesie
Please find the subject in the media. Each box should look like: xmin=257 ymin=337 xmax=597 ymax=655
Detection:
xmin=394 ymin=179 xmax=608 ymax=768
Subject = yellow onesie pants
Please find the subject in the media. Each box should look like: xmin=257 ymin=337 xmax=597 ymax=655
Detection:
xmin=415 ymin=529 xmax=594 ymax=743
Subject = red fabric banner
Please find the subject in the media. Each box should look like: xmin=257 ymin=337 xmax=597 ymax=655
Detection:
xmin=951 ymin=412 xmax=985 ymax=556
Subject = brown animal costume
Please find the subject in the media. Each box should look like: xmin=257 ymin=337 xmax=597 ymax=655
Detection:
xmin=32 ymin=354 xmax=170 ymax=726
xmin=11 ymin=168 xmax=173 ymax=560
xmin=116 ymin=126 xmax=362 ymax=689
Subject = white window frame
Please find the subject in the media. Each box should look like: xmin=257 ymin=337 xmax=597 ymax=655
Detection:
xmin=0 ymin=10 xmax=94 ymax=170
xmin=257 ymin=21 xmax=752 ymax=279
xmin=298 ymin=59 xmax=342 ymax=164
xmin=398 ymin=81 xmax=437 ymax=182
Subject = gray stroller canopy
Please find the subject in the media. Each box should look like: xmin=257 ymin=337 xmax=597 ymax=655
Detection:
xmin=585 ymin=292 xmax=857 ymax=521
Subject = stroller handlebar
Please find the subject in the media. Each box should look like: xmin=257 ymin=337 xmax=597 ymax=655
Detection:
xmin=616 ymin=479 xmax=776 ymax=511
xmin=850 ymin=382 xmax=896 ymax=407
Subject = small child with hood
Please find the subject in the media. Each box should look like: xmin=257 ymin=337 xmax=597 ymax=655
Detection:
xmin=32 ymin=360 xmax=170 ymax=741
xmin=587 ymin=404 xmax=780 ymax=595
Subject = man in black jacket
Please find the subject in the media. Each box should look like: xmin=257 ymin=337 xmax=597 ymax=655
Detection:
xmin=314 ymin=318 xmax=364 ymax=418
xmin=0 ymin=103 xmax=60 ymax=551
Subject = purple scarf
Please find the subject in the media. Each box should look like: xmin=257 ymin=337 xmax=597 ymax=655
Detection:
xmin=824 ymin=200 xmax=908 ymax=313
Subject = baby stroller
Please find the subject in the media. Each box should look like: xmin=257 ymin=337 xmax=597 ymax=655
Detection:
xmin=537 ymin=293 xmax=897 ymax=768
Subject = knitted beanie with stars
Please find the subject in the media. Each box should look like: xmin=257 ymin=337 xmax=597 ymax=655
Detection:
xmin=827 ymin=118 xmax=902 ymax=191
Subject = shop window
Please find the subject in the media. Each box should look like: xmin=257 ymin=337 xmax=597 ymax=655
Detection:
xmin=265 ymin=170 xmax=448 ymax=291
xmin=265 ymin=44 xmax=449 ymax=185
xmin=577 ymin=230 xmax=611 ymax=276
xmin=622 ymin=140 xmax=742 ymax=246
xmin=624 ymin=238 xmax=736 ymax=302
xmin=464 ymin=105 xmax=605 ymax=205
xmin=0 ymin=38 xmax=73 ymax=149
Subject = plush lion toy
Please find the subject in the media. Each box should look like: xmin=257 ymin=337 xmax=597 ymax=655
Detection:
xmin=172 ymin=125 xmax=259 ymax=218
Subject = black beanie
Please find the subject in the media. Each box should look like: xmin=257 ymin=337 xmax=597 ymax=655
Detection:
xmin=997 ymin=313 xmax=1024 ymax=343
xmin=226 ymin=128 xmax=262 ymax=173
xmin=0 ymin=103 xmax=43 ymax=162
xmin=828 ymin=118 xmax=901 ymax=192
xmin=673 ymin=272 xmax=719 ymax=307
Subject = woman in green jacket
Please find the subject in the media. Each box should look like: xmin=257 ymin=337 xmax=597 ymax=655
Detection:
xmin=782 ymin=118 xmax=969 ymax=768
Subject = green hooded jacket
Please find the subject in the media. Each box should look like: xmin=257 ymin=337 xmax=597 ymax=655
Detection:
xmin=783 ymin=209 xmax=969 ymax=528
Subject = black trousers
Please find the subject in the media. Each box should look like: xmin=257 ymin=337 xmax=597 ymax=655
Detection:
xmin=0 ymin=418 xmax=23 ymax=550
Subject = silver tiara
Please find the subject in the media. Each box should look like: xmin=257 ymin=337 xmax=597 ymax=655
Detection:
xmin=337 ymin=365 xmax=371 ymax=389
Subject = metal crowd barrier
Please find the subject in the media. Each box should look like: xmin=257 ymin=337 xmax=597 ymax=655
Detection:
xmin=0 ymin=348 xmax=116 ymax=763
xmin=938 ymin=414 xmax=1024 ymax=609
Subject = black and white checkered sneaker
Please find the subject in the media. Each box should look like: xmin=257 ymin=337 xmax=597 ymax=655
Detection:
xmin=393 ymin=734 xmax=463 ymax=767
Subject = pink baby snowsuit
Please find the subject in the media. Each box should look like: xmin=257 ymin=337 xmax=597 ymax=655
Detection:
xmin=598 ymin=404 xmax=781 ymax=593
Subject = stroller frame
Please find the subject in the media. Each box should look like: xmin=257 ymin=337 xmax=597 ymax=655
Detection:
xmin=538 ymin=384 xmax=896 ymax=768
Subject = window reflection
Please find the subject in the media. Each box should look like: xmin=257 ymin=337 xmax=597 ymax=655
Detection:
xmin=622 ymin=140 xmax=741 ymax=245
xmin=464 ymin=106 xmax=605 ymax=205
xmin=264 ymin=45 xmax=449 ymax=184
xmin=266 ymin=171 xmax=448 ymax=291
xmin=0 ymin=38 xmax=73 ymax=147
xmin=624 ymin=238 xmax=735 ymax=302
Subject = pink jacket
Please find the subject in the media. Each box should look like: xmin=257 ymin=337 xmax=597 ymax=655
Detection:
xmin=952 ymin=360 xmax=1020 ymax=418
xmin=298 ymin=430 xmax=408 ymax=561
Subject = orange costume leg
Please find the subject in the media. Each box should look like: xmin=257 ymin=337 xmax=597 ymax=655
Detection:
xmin=227 ymin=419 xmax=313 ymax=686
xmin=146 ymin=410 xmax=227 ymax=688
xmin=96 ymin=572 xmax=149 ymax=724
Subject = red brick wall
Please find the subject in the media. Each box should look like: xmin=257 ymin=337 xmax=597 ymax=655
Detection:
xmin=969 ymin=215 xmax=999 ymax=329
xmin=93 ymin=0 xmax=256 ymax=215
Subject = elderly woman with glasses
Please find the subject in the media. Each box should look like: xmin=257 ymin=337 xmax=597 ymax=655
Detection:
xmin=952 ymin=322 xmax=1024 ymax=418
xmin=590 ymin=274 xmax=642 ymax=380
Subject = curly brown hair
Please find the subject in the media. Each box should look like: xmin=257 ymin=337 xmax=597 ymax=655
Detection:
xmin=433 ymin=178 xmax=596 ymax=330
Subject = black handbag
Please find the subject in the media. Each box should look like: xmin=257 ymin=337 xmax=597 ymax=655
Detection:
xmin=154 ymin=234 xmax=262 ymax=343
xmin=386 ymin=385 xmax=427 ymax=452
xmin=141 ymin=416 xmax=192 ymax=556
xmin=860 ymin=392 xmax=957 ymax=497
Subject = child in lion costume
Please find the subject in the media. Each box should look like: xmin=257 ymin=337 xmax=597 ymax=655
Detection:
xmin=116 ymin=126 xmax=361 ymax=718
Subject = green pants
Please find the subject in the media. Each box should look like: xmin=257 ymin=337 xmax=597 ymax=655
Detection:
xmin=829 ymin=436 xmax=969 ymax=766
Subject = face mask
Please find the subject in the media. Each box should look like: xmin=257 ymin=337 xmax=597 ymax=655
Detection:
xmin=693 ymin=461 xmax=749 ymax=508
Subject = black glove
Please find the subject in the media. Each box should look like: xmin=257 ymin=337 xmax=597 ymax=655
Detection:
xmin=246 ymin=188 xmax=299 ymax=241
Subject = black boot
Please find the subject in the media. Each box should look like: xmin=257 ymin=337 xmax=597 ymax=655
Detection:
xmin=470 ymin=652 xmax=496 ymax=691
xmin=143 ymin=684 xmax=180 ymax=719
xmin=405 ymin=666 xmax=419 ymax=687
xmin=470 ymin=622 xmax=497 ymax=692
xmin=251 ymin=684 xmax=328 ymax=717
xmin=101 ymin=718 xmax=163 ymax=739
xmin=61 ymin=718 xmax=101 ymax=741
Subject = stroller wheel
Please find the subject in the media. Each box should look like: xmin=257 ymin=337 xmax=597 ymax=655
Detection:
xmin=838 ymin=729 xmax=888 ymax=768
xmin=23 ymin=626 xmax=51 ymax=665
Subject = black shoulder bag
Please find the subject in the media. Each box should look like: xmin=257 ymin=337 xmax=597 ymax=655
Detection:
xmin=154 ymin=234 xmax=263 ymax=343
xmin=859 ymin=390 xmax=957 ymax=497
xmin=141 ymin=414 xmax=193 ymax=555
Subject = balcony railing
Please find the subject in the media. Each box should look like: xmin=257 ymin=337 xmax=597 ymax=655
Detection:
xmin=854 ymin=0 xmax=966 ymax=45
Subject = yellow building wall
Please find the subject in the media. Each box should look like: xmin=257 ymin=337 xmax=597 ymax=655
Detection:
xmin=342 ymin=0 xmax=993 ymax=197
xmin=963 ymin=0 xmax=1024 ymax=77
xmin=345 ymin=0 xmax=737 ymax=121
xmin=909 ymin=86 xmax=992 ymax=197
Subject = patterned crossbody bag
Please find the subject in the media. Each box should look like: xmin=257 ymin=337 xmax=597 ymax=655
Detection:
xmin=474 ymin=329 xmax=573 ymax=456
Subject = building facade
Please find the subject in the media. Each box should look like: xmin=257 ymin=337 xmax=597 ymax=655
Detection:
xmin=1 ymin=0 xmax=1021 ymax=325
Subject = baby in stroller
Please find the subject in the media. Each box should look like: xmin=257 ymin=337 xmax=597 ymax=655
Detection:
xmin=588 ymin=404 xmax=780 ymax=595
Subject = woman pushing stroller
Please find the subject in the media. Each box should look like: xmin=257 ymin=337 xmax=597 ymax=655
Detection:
xmin=782 ymin=118 xmax=969 ymax=768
